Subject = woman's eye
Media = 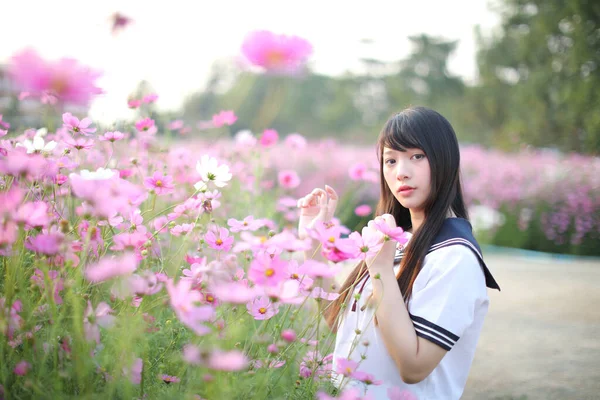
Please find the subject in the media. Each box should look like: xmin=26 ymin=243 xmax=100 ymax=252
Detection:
xmin=385 ymin=159 xmax=396 ymax=165
xmin=412 ymin=154 xmax=425 ymax=160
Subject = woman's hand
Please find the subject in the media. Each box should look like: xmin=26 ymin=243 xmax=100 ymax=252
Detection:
xmin=296 ymin=185 xmax=338 ymax=240
xmin=366 ymin=214 xmax=398 ymax=276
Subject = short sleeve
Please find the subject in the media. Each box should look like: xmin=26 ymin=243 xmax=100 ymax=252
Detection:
xmin=408 ymin=246 xmax=487 ymax=351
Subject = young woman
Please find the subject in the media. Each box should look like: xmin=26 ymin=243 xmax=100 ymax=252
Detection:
xmin=297 ymin=107 xmax=501 ymax=399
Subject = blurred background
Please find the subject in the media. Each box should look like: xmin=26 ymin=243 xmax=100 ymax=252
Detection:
xmin=1 ymin=2 xmax=599 ymax=398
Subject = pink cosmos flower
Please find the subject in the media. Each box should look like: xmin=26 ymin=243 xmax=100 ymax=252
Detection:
xmin=111 ymin=12 xmax=133 ymax=34
xmin=64 ymin=136 xmax=94 ymax=150
xmin=0 ymin=114 xmax=10 ymax=129
xmin=387 ymin=387 xmax=418 ymax=400
xmin=62 ymin=112 xmax=97 ymax=135
xmin=241 ymin=30 xmax=312 ymax=74
xmin=144 ymin=171 xmax=175 ymax=195
xmin=84 ymin=253 xmax=139 ymax=283
xmin=135 ymin=118 xmax=157 ymax=135
xmin=336 ymin=358 xmax=359 ymax=377
xmin=355 ymin=204 xmax=372 ymax=217
xmin=349 ymin=162 xmax=378 ymax=182
xmin=369 ymin=217 xmax=410 ymax=245
xmin=247 ymin=296 xmax=278 ymax=320
xmin=208 ymin=349 xmax=249 ymax=371
xmin=128 ymin=99 xmax=141 ymax=109
xmin=15 ymin=201 xmax=50 ymax=228
xmin=204 ymin=226 xmax=234 ymax=252
xmin=160 ymin=374 xmax=180 ymax=384
xmin=285 ymin=133 xmax=307 ymax=149
xmin=124 ymin=358 xmax=143 ymax=384
xmin=142 ymin=93 xmax=158 ymax=104
xmin=281 ymin=329 xmax=297 ymax=343
xmin=211 ymin=281 xmax=258 ymax=304
xmin=227 ymin=215 xmax=263 ymax=232
xmin=278 ymin=169 xmax=301 ymax=189
xmin=8 ymin=49 xmax=102 ymax=106
xmin=14 ymin=360 xmax=30 ymax=376
xmin=83 ymin=301 xmax=115 ymax=344
xmin=299 ymin=351 xmax=333 ymax=378
xmin=353 ymin=371 xmax=383 ymax=385
xmin=347 ymin=227 xmax=385 ymax=260
xmin=310 ymin=287 xmax=340 ymax=301
xmin=98 ymin=131 xmax=125 ymax=142
xmin=317 ymin=388 xmax=370 ymax=400
xmin=25 ymin=233 xmax=62 ymax=255
xmin=168 ymin=120 xmax=184 ymax=130
xmin=170 ymin=223 xmax=195 ymax=237
xmin=30 ymin=269 xmax=64 ymax=304
xmin=248 ymin=252 xmax=288 ymax=287
xmin=299 ymin=260 xmax=341 ymax=279
xmin=212 ymin=110 xmax=237 ymax=127
xmin=166 ymin=278 xmax=215 ymax=335
xmin=259 ymin=129 xmax=278 ymax=147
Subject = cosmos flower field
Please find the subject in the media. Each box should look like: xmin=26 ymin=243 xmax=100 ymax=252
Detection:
xmin=1 ymin=30 xmax=599 ymax=400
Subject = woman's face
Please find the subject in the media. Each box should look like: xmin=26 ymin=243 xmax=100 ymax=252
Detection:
xmin=382 ymin=146 xmax=431 ymax=212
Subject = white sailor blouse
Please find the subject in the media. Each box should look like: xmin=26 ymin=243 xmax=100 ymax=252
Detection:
xmin=332 ymin=217 xmax=501 ymax=400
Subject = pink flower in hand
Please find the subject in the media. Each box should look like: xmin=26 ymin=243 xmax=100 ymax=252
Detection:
xmin=144 ymin=171 xmax=175 ymax=195
xmin=212 ymin=110 xmax=237 ymax=127
xmin=62 ymin=113 xmax=96 ymax=135
xmin=369 ymin=215 xmax=409 ymax=246
xmin=348 ymin=223 xmax=386 ymax=260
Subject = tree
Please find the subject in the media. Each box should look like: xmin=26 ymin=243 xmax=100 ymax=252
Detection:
xmin=475 ymin=0 xmax=600 ymax=153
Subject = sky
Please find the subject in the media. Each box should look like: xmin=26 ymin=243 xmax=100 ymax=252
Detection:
xmin=1 ymin=0 xmax=502 ymax=124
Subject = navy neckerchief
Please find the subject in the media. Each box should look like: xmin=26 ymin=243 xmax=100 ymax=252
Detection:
xmin=351 ymin=217 xmax=500 ymax=312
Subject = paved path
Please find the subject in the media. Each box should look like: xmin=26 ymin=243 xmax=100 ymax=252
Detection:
xmin=463 ymin=253 xmax=600 ymax=400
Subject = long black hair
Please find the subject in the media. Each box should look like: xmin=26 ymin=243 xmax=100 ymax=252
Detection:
xmin=325 ymin=106 xmax=469 ymax=331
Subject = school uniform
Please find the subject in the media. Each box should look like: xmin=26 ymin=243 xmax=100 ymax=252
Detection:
xmin=332 ymin=217 xmax=500 ymax=399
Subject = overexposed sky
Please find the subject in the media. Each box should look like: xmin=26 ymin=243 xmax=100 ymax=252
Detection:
xmin=1 ymin=0 xmax=501 ymax=123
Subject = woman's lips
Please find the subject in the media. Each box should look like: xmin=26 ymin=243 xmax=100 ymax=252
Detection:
xmin=397 ymin=186 xmax=415 ymax=195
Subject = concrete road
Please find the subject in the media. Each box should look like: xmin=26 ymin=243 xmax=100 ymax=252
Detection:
xmin=463 ymin=253 xmax=600 ymax=400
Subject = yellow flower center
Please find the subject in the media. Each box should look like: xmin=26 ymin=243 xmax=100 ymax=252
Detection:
xmin=328 ymin=236 xmax=336 ymax=243
xmin=291 ymin=273 xmax=299 ymax=280
xmin=216 ymin=239 xmax=223 ymax=245
xmin=259 ymin=307 xmax=267 ymax=314
xmin=266 ymin=50 xmax=285 ymax=67
xmin=243 ymin=221 xmax=248 ymax=226
xmin=156 ymin=180 xmax=163 ymax=187
xmin=265 ymin=268 xmax=275 ymax=277
xmin=259 ymin=236 xmax=267 ymax=244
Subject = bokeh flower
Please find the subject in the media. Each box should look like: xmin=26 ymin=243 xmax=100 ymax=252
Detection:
xmin=241 ymin=30 xmax=312 ymax=74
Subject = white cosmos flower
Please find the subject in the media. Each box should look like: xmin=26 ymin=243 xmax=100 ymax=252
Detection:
xmin=79 ymin=167 xmax=117 ymax=180
xmin=194 ymin=155 xmax=232 ymax=189
xmin=16 ymin=135 xmax=57 ymax=154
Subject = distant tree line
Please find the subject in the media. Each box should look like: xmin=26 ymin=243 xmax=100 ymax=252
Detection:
xmin=181 ymin=0 xmax=599 ymax=154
